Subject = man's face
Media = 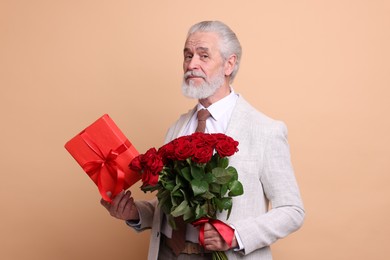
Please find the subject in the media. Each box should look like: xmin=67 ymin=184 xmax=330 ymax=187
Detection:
xmin=181 ymin=31 xmax=226 ymax=99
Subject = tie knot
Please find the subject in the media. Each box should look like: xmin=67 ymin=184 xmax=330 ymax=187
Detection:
xmin=197 ymin=109 xmax=210 ymax=121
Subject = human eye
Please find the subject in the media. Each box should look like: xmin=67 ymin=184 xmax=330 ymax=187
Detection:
xmin=199 ymin=52 xmax=209 ymax=60
xmin=184 ymin=53 xmax=193 ymax=61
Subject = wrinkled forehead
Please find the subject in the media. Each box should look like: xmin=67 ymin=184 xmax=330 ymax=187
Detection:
xmin=184 ymin=31 xmax=221 ymax=52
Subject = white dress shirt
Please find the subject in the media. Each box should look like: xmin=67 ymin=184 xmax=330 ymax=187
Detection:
xmin=182 ymin=88 xmax=239 ymax=135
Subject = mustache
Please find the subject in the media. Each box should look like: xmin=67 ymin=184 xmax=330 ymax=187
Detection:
xmin=184 ymin=70 xmax=206 ymax=80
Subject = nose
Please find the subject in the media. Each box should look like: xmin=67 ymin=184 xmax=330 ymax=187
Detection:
xmin=186 ymin=56 xmax=200 ymax=71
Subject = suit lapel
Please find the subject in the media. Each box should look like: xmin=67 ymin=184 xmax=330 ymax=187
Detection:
xmin=172 ymin=107 xmax=196 ymax=138
xmin=225 ymin=95 xmax=251 ymax=137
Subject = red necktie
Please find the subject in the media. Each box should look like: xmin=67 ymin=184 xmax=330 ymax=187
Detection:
xmin=195 ymin=109 xmax=211 ymax=133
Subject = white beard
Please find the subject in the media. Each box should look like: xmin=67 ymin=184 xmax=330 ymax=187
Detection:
xmin=181 ymin=69 xmax=225 ymax=99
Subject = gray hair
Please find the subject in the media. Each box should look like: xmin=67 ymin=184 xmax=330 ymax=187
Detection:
xmin=187 ymin=21 xmax=242 ymax=83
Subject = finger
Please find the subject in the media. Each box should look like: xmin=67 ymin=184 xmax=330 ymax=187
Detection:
xmin=100 ymin=191 xmax=112 ymax=205
xmin=203 ymin=223 xmax=213 ymax=232
xmin=203 ymin=223 xmax=218 ymax=237
xmin=111 ymin=190 xmax=125 ymax=213
xmin=100 ymin=198 xmax=110 ymax=210
xmin=122 ymin=191 xmax=134 ymax=211
xmin=100 ymin=191 xmax=113 ymax=209
xmin=123 ymin=197 xmax=137 ymax=218
xmin=125 ymin=189 xmax=132 ymax=197
xmin=118 ymin=191 xmax=131 ymax=215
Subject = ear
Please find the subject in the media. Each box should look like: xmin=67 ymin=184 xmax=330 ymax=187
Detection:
xmin=224 ymin=54 xmax=237 ymax=77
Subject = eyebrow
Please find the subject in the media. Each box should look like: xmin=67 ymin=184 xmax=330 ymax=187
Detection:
xmin=183 ymin=47 xmax=210 ymax=53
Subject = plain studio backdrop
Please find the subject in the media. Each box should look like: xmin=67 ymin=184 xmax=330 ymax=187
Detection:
xmin=1 ymin=1 xmax=389 ymax=259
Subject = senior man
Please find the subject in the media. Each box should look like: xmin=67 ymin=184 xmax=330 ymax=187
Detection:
xmin=101 ymin=20 xmax=305 ymax=260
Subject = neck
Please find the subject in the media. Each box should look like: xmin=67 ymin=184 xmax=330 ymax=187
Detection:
xmin=199 ymin=80 xmax=231 ymax=108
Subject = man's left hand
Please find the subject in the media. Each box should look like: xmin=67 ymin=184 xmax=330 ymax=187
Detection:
xmin=202 ymin=222 xmax=238 ymax=251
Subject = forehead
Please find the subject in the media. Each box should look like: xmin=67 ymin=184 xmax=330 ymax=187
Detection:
xmin=184 ymin=31 xmax=220 ymax=52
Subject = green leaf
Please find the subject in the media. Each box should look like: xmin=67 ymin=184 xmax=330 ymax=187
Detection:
xmin=191 ymin=164 xmax=204 ymax=180
xmin=195 ymin=203 xmax=208 ymax=219
xmin=226 ymin=204 xmax=233 ymax=220
xmin=218 ymin=157 xmax=229 ymax=168
xmin=220 ymin=184 xmax=228 ymax=197
xmin=186 ymin=157 xmax=192 ymax=165
xmin=171 ymin=187 xmax=184 ymax=207
xmin=195 ymin=204 xmax=206 ymax=219
xmin=214 ymin=197 xmax=232 ymax=211
xmin=208 ymin=199 xmax=217 ymax=218
xmin=171 ymin=200 xmax=189 ymax=217
xmin=183 ymin=207 xmax=194 ymax=221
xmin=209 ymin=183 xmax=220 ymax=193
xmin=176 ymin=174 xmax=185 ymax=187
xmin=226 ymin=166 xmax=238 ymax=180
xmin=191 ymin=179 xmax=208 ymax=196
xmin=171 ymin=189 xmax=182 ymax=198
xmin=206 ymin=154 xmax=218 ymax=170
xmin=170 ymin=195 xmax=177 ymax=207
xmin=212 ymin=168 xmax=233 ymax=185
xmin=201 ymin=190 xmax=215 ymax=200
xmin=180 ymin=189 xmax=192 ymax=209
xmin=157 ymin=189 xmax=170 ymax=204
xmin=140 ymin=184 xmax=160 ymax=192
xmin=228 ymin=180 xmax=244 ymax=196
xmin=181 ymin=167 xmax=192 ymax=182
xmin=161 ymin=202 xmax=172 ymax=216
xmin=203 ymin=172 xmax=214 ymax=184
xmin=171 ymin=183 xmax=181 ymax=195
xmin=195 ymin=204 xmax=200 ymax=216
xmin=157 ymin=190 xmax=172 ymax=215
xmin=161 ymin=180 xmax=175 ymax=191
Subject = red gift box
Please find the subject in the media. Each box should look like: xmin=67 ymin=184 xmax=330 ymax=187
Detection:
xmin=65 ymin=114 xmax=140 ymax=202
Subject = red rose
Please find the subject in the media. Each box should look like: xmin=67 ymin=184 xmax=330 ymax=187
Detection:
xmin=202 ymin=134 xmax=218 ymax=147
xmin=215 ymin=136 xmax=239 ymax=157
xmin=213 ymin=133 xmax=229 ymax=141
xmin=131 ymin=148 xmax=163 ymax=188
xmin=191 ymin=133 xmax=217 ymax=149
xmin=174 ymin=138 xmax=194 ymax=160
xmin=174 ymin=135 xmax=192 ymax=144
xmin=193 ymin=146 xmax=213 ymax=163
xmin=129 ymin=156 xmax=143 ymax=172
xmin=158 ymin=142 xmax=176 ymax=163
xmin=143 ymin=148 xmax=164 ymax=174
xmin=141 ymin=168 xmax=159 ymax=187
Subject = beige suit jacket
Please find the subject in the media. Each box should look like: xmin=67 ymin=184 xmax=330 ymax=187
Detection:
xmin=133 ymin=95 xmax=305 ymax=260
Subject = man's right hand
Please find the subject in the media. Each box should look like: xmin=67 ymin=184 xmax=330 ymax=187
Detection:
xmin=100 ymin=190 xmax=140 ymax=221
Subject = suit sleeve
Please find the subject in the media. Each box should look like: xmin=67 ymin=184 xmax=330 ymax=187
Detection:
xmin=126 ymin=198 xmax=158 ymax=232
xmin=233 ymin=122 xmax=305 ymax=255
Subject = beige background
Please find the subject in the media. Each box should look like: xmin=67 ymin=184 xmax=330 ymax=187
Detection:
xmin=1 ymin=0 xmax=389 ymax=259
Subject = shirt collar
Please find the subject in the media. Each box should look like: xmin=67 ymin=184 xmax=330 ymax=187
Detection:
xmin=197 ymin=88 xmax=238 ymax=121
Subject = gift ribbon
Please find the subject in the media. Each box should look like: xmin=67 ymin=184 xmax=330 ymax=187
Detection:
xmin=192 ymin=217 xmax=235 ymax=248
xmin=80 ymin=131 xmax=131 ymax=202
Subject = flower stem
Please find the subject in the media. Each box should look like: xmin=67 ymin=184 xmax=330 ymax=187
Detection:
xmin=212 ymin=251 xmax=228 ymax=260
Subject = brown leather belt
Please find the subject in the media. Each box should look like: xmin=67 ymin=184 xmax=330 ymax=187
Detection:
xmin=162 ymin=234 xmax=211 ymax=255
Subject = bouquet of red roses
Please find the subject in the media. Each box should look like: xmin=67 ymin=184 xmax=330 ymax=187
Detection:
xmin=129 ymin=132 xmax=243 ymax=259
